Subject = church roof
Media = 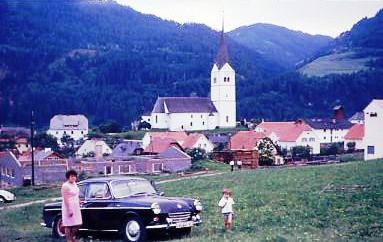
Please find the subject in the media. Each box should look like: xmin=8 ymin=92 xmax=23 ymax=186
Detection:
xmin=152 ymin=97 xmax=218 ymax=114
xmin=215 ymin=29 xmax=229 ymax=69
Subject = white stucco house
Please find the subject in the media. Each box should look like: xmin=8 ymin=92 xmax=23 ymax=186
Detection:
xmin=363 ymin=99 xmax=383 ymax=160
xmin=344 ymin=124 xmax=364 ymax=151
xmin=256 ymin=120 xmax=321 ymax=154
xmin=141 ymin=28 xmax=236 ymax=131
xmin=182 ymin=133 xmax=215 ymax=153
xmin=47 ymin=115 xmax=88 ymax=143
xmin=76 ymin=139 xmax=112 ymax=158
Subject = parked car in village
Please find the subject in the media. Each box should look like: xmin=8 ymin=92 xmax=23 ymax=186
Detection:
xmin=0 ymin=189 xmax=16 ymax=203
xmin=41 ymin=176 xmax=202 ymax=241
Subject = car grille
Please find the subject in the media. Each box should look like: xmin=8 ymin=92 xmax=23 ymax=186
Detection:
xmin=168 ymin=212 xmax=191 ymax=223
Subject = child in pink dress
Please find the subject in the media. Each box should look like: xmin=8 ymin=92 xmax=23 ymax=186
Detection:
xmin=61 ymin=170 xmax=82 ymax=242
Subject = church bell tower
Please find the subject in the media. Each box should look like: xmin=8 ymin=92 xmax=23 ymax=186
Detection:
xmin=210 ymin=24 xmax=236 ymax=128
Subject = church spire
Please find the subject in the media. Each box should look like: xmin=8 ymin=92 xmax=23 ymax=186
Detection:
xmin=215 ymin=15 xmax=229 ymax=70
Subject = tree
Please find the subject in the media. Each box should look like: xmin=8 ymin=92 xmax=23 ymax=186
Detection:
xmin=0 ymin=133 xmax=16 ymax=151
xmin=32 ymin=133 xmax=58 ymax=151
xmin=346 ymin=142 xmax=356 ymax=152
xmin=186 ymin=148 xmax=206 ymax=170
xmin=257 ymin=137 xmax=275 ymax=166
xmin=99 ymin=120 xmax=122 ymax=134
xmin=292 ymin=146 xmax=311 ymax=160
xmin=138 ymin=121 xmax=151 ymax=130
xmin=59 ymin=134 xmax=76 ymax=158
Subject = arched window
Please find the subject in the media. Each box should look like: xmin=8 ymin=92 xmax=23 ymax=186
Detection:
xmin=227 ymin=77 xmax=230 ymax=82
xmin=226 ymin=116 xmax=229 ymax=123
xmin=190 ymin=122 xmax=193 ymax=127
xmin=224 ymin=77 xmax=227 ymax=82
xmin=155 ymin=115 xmax=158 ymax=123
xmin=213 ymin=77 xmax=217 ymax=83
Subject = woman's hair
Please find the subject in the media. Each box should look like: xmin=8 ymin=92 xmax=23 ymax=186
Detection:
xmin=65 ymin=169 xmax=78 ymax=179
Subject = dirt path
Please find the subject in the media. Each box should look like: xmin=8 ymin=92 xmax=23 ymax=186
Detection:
xmin=0 ymin=171 xmax=226 ymax=211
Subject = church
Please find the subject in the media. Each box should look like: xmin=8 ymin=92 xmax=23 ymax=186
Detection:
xmin=142 ymin=28 xmax=236 ymax=131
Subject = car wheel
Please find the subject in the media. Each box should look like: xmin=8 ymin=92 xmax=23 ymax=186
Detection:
xmin=52 ymin=216 xmax=66 ymax=239
xmin=0 ymin=196 xmax=4 ymax=203
xmin=121 ymin=216 xmax=146 ymax=242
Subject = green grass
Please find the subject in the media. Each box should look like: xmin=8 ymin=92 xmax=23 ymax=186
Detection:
xmin=1 ymin=160 xmax=382 ymax=241
xmin=0 ymin=185 xmax=60 ymax=206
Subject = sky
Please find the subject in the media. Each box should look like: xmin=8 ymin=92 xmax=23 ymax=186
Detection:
xmin=115 ymin=0 xmax=383 ymax=37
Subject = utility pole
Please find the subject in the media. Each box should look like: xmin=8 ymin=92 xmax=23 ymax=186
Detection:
xmin=31 ymin=110 xmax=35 ymax=186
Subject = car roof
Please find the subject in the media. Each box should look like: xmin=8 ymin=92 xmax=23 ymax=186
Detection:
xmin=79 ymin=176 xmax=148 ymax=184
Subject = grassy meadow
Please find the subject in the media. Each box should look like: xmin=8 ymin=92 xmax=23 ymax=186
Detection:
xmin=0 ymin=160 xmax=382 ymax=242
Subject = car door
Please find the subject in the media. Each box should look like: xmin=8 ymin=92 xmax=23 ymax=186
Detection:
xmin=81 ymin=182 xmax=115 ymax=230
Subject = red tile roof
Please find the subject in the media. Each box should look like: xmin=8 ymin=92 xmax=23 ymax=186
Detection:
xmin=146 ymin=131 xmax=188 ymax=144
xmin=144 ymin=137 xmax=180 ymax=153
xmin=230 ymin=131 xmax=267 ymax=150
xmin=256 ymin=121 xmax=312 ymax=142
xmin=345 ymin=124 xmax=364 ymax=140
xmin=183 ymin=133 xmax=204 ymax=149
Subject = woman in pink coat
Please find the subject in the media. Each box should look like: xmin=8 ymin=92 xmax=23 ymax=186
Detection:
xmin=61 ymin=170 xmax=83 ymax=242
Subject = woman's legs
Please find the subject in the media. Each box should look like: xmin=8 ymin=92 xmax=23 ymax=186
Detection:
xmin=65 ymin=226 xmax=80 ymax=242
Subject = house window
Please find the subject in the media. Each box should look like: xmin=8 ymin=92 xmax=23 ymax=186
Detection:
xmin=370 ymin=112 xmax=377 ymax=117
xmin=302 ymin=138 xmax=307 ymax=142
xmin=201 ymin=115 xmax=203 ymax=118
xmin=324 ymin=129 xmax=326 ymax=132
xmin=155 ymin=115 xmax=158 ymax=123
xmin=226 ymin=116 xmax=229 ymax=123
xmin=224 ymin=77 xmax=227 ymax=82
xmin=367 ymin=146 xmax=375 ymax=154
xmin=324 ymin=137 xmax=326 ymax=140
xmin=64 ymin=131 xmax=66 ymax=134
xmin=71 ymin=131 xmax=74 ymax=134
xmin=213 ymin=77 xmax=217 ymax=83
xmin=81 ymin=131 xmax=84 ymax=134
xmin=309 ymin=138 xmax=315 ymax=142
xmin=190 ymin=122 xmax=193 ymax=127
xmin=191 ymin=114 xmax=193 ymax=118
xmin=202 ymin=121 xmax=205 ymax=126
xmin=153 ymin=163 xmax=163 ymax=173
xmin=119 ymin=165 xmax=132 ymax=174
xmin=181 ymin=125 xmax=184 ymax=129
xmin=56 ymin=131 xmax=59 ymax=135
xmin=227 ymin=77 xmax=230 ymax=82
xmin=104 ymin=166 xmax=113 ymax=175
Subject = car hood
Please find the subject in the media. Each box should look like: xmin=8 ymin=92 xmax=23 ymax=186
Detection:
xmin=116 ymin=195 xmax=195 ymax=213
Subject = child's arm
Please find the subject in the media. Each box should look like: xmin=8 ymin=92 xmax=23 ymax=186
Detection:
xmin=218 ymin=197 xmax=227 ymax=208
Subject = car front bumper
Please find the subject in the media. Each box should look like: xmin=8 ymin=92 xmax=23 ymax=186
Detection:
xmin=146 ymin=220 xmax=201 ymax=230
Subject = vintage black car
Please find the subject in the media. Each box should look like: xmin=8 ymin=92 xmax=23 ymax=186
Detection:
xmin=41 ymin=176 xmax=202 ymax=241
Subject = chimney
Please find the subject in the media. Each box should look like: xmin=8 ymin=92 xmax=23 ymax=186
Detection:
xmin=333 ymin=105 xmax=344 ymax=121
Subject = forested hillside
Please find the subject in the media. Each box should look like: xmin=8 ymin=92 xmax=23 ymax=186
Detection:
xmin=0 ymin=0 xmax=382 ymax=128
xmin=0 ymin=0 xmax=279 ymax=127
xmin=229 ymin=23 xmax=332 ymax=68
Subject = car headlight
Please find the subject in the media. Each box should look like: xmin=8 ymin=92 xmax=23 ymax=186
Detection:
xmin=194 ymin=200 xmax=203 ymax=211
xmin=151 ymin=203 xmax=161 ymax=214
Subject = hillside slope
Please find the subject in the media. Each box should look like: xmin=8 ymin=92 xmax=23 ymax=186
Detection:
xmin=299 ymin=9 xmax=383 ymax=76
xmin=229 ymin=23 xmax=332 ymax=68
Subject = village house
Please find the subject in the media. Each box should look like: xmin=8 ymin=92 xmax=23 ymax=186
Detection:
xmin=363 ymin=99 xmax=383 ymax=160
xmin=344 ymin=124 xmax=364 ymax=151
xmin=111 ymin=140 xmax=144 ymax=158
xmin=142 ymin=131 xmax=188 ymax=149
xmin=142 ymin=28 xmax=236 ymax=131
xmin=0 ymin=151 xmax=23 ymax=188
xmin=0 ymin=126 xmax=30 ymax=138
xmin=144 ymin=137 xmax=184 ymax=154
xmin=348 ymin=112 xmax=364 ymax=124
xmin=304 ymin=106 xmax=353 ymax=146
xmin=1 ymin=149 xmax=69 ymax=187
xmin=15 ymin=137 xmax=30 ymax=154
xmin=75 ymin=146 xmax=191 ymax=176
xmin=206 ymin=133 xmax=230 ymax=150
xmin=229 ymin=130 xmax=267 ymax=150
xmin=47 ymin=114 xmax=88 ymax=143
xmin=76 ymin=139 xmax=112 ymax=158
xmin=182 ymin=133 xmax=214 ymax=153
xmin=256 ymin=120 xmax=321 ymax=154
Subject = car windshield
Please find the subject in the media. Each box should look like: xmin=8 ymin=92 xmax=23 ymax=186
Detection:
xmin=111 ymin=180 xmax=157 ymax=198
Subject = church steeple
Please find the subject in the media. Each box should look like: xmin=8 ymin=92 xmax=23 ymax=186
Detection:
xmin=215 ymin=18 xmax=229 ymax=70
